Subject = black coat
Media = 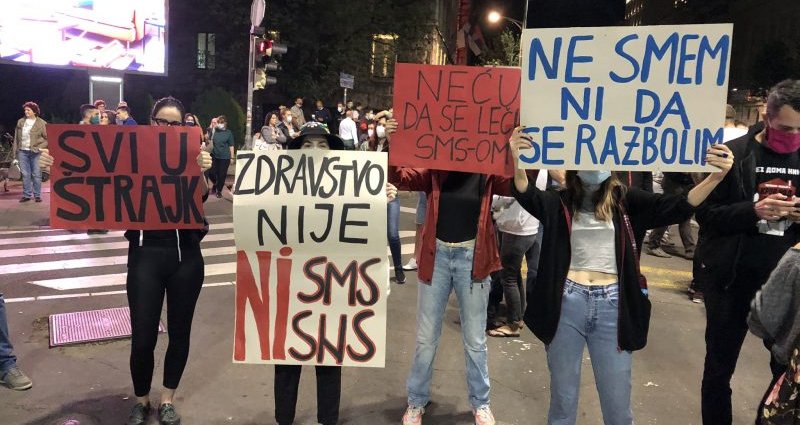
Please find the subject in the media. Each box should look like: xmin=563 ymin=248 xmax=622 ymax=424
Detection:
xmin=512 ymin=184 xmax=695 ymax=351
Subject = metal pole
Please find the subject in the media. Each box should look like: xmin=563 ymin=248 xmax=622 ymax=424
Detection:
xmin=245 ymin=34 xmax=255 ymax=150
xmin=343 ymin=88 xmax=348 ymax=109
xmin=523 ymin=0 xmax=529 ymax=29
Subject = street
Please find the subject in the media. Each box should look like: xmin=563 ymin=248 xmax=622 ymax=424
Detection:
xmin=0 ymin=183 xmax=773 ymax=425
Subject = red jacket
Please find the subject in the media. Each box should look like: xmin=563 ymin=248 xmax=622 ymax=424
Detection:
xmin=390 ymin=168 xmax=537 ymax=283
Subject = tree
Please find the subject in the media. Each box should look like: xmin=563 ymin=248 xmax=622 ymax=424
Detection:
xmin=192 ymin=87 xmax=246 ymax=149
xmin=481 ymin=29 xmax=521 ymax=67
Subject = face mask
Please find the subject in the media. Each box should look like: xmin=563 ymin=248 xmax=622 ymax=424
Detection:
xmin=368 ymin=129 xmax=375 ymax=137
xmin=286 ymin=115 xmax=293 ymax=123
xmin=577 ymin=170 xmax=611 ymax=187
xmin=115 ymin=119 xmax=123 ymax=125
xmin=376 ymin=125 xmax=386 ymax=139
xmin=186 ymin=121 xmax=196 ymax=127
xmin=766 ymin=126 xmax=800 ymax=154
xmin=90 ymin=115 xmax=100 ymax=125
xmin=317 ymin=106 xmax=323 ymax=111
xmin=217 ymin=124 xmax=225 ymax=130
xmin=337 ymin=107 xmax=343 ymax=113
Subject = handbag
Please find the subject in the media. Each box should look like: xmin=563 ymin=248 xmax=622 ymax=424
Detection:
xmin=760 ymin=345 xmax=800 ymax=424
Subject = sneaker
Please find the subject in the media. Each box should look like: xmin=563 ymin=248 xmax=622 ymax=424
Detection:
xmin=159 ymin=403 xmax=181 ymax=425
xmin=34 ymin=197 xmax=42 ymax=203
xmin=402 ymin=405 xmax=425 ymax=425
xmin=473 ymin=406 xmax=495 ymax=425
xmin=216 ymin=192 xmax=223 ymax=199
xmin=395 ymin=269 xmax=406 ymax=284
xmin=402 ymin=258 xmax=418 ymax=271
xmin=126 ymin=403 xmax=151 ymax=425
xmin=645 ymin=246 xmax=672 ymax=258
xmin=0 ymin=366 xmax=32 ymax=390
xmin=19 ymin=197 xmax=31 ymax=203
xmin=691 ymin=291 xmax=704 ymax=304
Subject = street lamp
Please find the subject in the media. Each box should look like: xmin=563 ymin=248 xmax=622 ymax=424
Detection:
xmin=487 ymin=10 xmax=523 ymax=31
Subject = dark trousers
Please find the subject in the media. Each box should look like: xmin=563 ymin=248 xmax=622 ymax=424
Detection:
xmin=274 ymin=365 xmax=342 ymax=425
xmin=211 ymin=158 xmax=229 ymax=194
xmin=691 ymin=233 xmax=707 ymax=293
xmin=648 ymin=178 xmax=696 ymax=251
xmin=701 ymin=269 xmax=785 ymax=425
xmin=126 ymin=244 xmax=204 ymax=397
xmin=499 ymin=232 xmax=541 ymax=323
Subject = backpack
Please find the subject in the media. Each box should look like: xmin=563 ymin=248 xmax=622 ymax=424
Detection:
xmin=761 ymin=346 xmax=800 ymax=424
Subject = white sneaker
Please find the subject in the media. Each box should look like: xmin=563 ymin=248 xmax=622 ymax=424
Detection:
xmin=402 ymin=405 xmax=424 ymax=425
xmin=473 ymin=406 xmax=495 ymax=425
xmin=402 ymin=258 xmax=418 ymax=271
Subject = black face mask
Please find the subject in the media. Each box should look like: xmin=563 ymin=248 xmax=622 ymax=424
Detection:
xmin=186 ymin=122 xmax=196 ymax=127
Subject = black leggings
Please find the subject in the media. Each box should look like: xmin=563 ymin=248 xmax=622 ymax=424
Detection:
xmin=211 ymin=158 xmax=229 ymax=194
xmin=126 ymin=244 xmax=204 ymax=397
xmin=274 ymin=365 xmax=341 ymax=425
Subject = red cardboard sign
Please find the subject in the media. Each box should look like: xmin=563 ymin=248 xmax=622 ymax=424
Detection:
xmin=391 ymin=63 xmax=521 ymax=176
xmin=47 ymin=125 xmax=205 ymax=230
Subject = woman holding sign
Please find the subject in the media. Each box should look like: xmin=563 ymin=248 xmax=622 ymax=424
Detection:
xmin=40 ymin=96 xmax=212 ymax=425
xmin=507 ymin=126 xmax=733 ymax=425
xmin=272 ymin=121 xmax=398 ymax=425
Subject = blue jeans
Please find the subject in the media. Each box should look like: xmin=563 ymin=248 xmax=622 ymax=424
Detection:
xmin=18 ymin=150 xmax=42 ymax=198
xmin=406 ymin=240 xmax=491 ymax=409
xmin=415 ymin=192 xmax=427 ymax=225
xmin=388 ymin=197 xmax=402 ymax=269
xmin=547 ymin=280 xmax=633 ymax=425
xmin=0 ymin=294 xmax=17 ymax=374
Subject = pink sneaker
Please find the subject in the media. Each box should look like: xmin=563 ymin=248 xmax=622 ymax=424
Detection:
xmin=402 ymin=405 xmax=424 ymax=425
xmin=473 ymin=406 xmax=495 ymax=425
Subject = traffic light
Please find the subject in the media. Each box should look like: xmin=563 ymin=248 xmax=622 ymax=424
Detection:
xmin=254 ymin=37 xmax=287 ymax=89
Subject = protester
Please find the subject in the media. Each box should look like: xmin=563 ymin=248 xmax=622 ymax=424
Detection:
xmin=40 ymin=96 xmax=212 ymax=425
xmin=724 ymin=104 xmax=749 ymax=141
xmin=261 ymin=111 xmax=286 ymax=149
xmin=332 ymin=101 xmax=344 ymax=134
xmin=117 ymin=106 xmax=138 ymax=125
xmin=508 ymin=124 xmax=733 ymax=424
xmin=206 ymin=117 xmax=218 ymax=142
xmin=338 ymin=110 xmax=358 ymax=150
xmin=278 ymin=108 xmax=298 ymax=141
xmin=312 ymin=99 xmax=332 ymax=129
xmin=95 ymin=99 xmax=115 ymax=124
xmin=645 ymin=172 xmax=697 ymax=259
xmin=385 ymin=117 xmax=531 ymax=425
xmin=12 ymin=102 xmax=47 ymax=203
xmin=100 ymin=111 xmax=112 ymax=125
xmin=402 ymin=192 xmax=427 ymax=272
xmin=291 ymin=97 xmax=306 ymax=127
xmin=748 ymin=242 xmax=800 ymax=424
xmin=210 ymin=115 xmax=235 ymax=198
xmin=0 ymin=294 xmax=31 ymax=391
xmin=79 ymin=104 xmax=99 ymax=125
xmin=273 ymin=121 xmax=397 ymax=425
xmin=487 ymin=170 xmax=549 ymax=338
xmin=698 ymin=79 xmax=800 ymax=425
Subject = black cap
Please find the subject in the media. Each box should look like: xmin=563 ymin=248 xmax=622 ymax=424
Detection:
xmin=288 ymin=121 xmax=345 ymax=150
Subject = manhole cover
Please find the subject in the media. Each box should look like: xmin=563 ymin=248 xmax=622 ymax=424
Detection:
xmin=49 ymin=307 xmax=165 ymax=347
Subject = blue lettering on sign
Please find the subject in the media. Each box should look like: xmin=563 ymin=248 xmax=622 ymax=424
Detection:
xmin=676 ymin=34 xmax=700 ymax=85
xmin=600 ymin=126 xmax=621 ymax=165
xmin=621 ymin=126 xmax=641 ymax=166
xmin=565 ymin=35 xmax=594 ymax=83
xmin=609 ymin=34 xmax=640 ymax=83
xmin=575 ymin=124 xmax=598 ymax=165
xmin=641 ymin=127 xmax=659 ymax=165
xmin=697 ymin=35 xmax=730 ymax=86
xmin=542 ymin=126 xmax=565 ymax=165
xmin=519 ymin=127 xmax=541 ymax=164
xmin=661 ymin=128 xmax=679 ymax=164
xmin=658 ymin=92 xmax=690 ymax=128
xmin=528 ymin=37 xmax=562 ymax=81
xmin=641 ymin=33 xmax=679 ymax=84
xmin=561 ymin=87 xmax=605 ymax=121
xmin=635 ymin=89 xmax=660 ymax=124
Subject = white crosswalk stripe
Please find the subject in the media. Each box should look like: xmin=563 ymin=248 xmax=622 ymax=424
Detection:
xmin=1 ymin=212 xmax=418 ymax=303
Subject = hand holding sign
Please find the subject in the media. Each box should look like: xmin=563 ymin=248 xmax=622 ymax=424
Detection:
xmin=703 ymin=144 xmax=733 ymax=179
xmin=198 ymin=150 xmax=212 ymax=172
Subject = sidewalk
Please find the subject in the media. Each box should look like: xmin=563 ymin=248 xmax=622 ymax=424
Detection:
xmin=0 ymin=180 xmax=51 ymax=229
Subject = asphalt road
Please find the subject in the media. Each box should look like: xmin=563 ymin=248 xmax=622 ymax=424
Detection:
xmin=0 ymin=188 xmax=773 ymax=425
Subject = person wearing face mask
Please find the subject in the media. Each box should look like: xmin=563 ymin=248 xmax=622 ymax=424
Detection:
xmin=509 ymin=125 xmax=733 ymax=425
xmin=290 ymin=97 xmax=307 ymax=127
xmin=332 ymin=102 xmax=345 ymax=135
xmin=696 ymin=79 xmax=800 ymax=425
xmin=79 ymin=104 xmax=100 ymax=125
xmin=278 ymin=108 xmax=299 ymax=140
xmin=210 ymin=115 xmax=235 ymax=198
xmin=312 ymin=99 xmax=332 ymax=130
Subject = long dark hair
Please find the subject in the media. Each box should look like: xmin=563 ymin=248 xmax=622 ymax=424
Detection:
xmin=150 ymin=96 xmax=186 ymax=123
xmin=184 ymin=113 xmax=205 ymax=142
xmin=565 ymin=171 xmax=625 ymax=221
xmin=263 ymin=111 xmax=280 ymax=127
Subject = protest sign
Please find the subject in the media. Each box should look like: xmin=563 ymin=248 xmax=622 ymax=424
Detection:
xmin=392 ymin=63 xmax=520 ymax=176
xmin=232 ymin=150 xmax=388 ymax=367
xmin=47 ymin=125 xmax=205 ymax=230
xmin=519 ymin=24 xmax=733 ymax=171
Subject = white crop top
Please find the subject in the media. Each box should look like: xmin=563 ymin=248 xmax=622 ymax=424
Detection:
xmin=570 ymin=210 xmax=618 ymax=275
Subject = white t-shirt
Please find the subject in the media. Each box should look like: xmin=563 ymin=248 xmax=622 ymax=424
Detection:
xmin=20 ymin=118 xmax=35 ymax=150
xmin=338 ymin=117 xmax=358 ymax=141
xmin=723 ymin=126 xmax=748 ymax=142
xmin=493 ymin=170 xmax=549 ymax=236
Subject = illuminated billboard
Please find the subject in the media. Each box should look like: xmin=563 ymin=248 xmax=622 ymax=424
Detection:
xmin=0 ymin=0 xmax=167 ymax=75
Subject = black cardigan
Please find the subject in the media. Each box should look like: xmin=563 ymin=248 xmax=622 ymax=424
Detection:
xmin=512 ymin=183 xmax=695 ymax=351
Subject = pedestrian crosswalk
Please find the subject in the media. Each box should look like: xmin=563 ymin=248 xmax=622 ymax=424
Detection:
xmin=0 ymin=215 xmax=417 ymax=303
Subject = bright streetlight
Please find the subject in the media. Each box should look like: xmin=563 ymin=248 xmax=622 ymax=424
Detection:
xmin=487 ymin=10 xmax=523 ymax=31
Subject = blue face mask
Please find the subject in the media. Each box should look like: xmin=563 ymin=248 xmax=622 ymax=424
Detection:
xmin=90 ymin=115 xmax=100 ymax=125
xmin=577 ymin=170 xmax=611 ymax=187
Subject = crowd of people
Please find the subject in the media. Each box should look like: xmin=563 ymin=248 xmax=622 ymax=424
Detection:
xmin=1 ymin=79 xmax=799 ymax=425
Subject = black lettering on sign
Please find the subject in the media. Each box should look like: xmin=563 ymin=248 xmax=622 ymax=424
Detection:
xmin=289 ymin=310 xmax=316 ymax=361
xmin=234 ymin=153 xmax=256 ymax=195
xmin=159 ymin=132 xmax=188 ymax=175
xmin=54 ymin=177 xmax=90 ymax=221
xmin=347 ymin=310 xmax=377 ymax=362
xmin=340 ymin=204 xmax=369 ymax=244
xmin=58 ymin=131 xmax=91 ymax=173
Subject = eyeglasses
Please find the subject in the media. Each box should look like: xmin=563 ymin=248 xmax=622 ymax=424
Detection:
xmin=152 ymin=117 xmax=184 ymax=127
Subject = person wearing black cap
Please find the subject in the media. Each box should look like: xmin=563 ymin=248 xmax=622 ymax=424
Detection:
xmin=273 ymin=121 xmax=396 ymax=425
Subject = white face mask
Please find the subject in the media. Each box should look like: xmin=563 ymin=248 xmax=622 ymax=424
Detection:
xmin=337 ymin=106 xmax=343 ymax=113
xmin=376 ymin=125 xmax=386 ymax=139
xmin=368 ymin=129 xmax=375 ymax=137
xmin=286 ymin=115 xmax=293 ymax=123
xmin=217 ymin=124 xmax=225 ymax=130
